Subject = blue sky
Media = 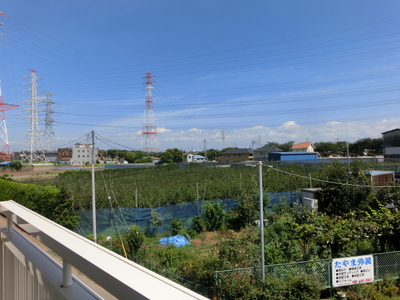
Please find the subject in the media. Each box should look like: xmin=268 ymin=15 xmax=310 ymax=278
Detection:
xmin=0 ymin=1 xmax=399 ymax=152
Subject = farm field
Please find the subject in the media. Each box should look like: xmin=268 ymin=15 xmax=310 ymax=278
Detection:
xmin=6 ymin=161 xmax=400 ymax=299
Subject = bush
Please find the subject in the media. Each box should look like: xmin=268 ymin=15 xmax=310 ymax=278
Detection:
xmin=285 ymin=274 xmax=322 ymax=300
xmin=146 ymin=209 xmax=163 ymax=235
xmin=170 ymin=218 xmax=183 ymax=235
xmin=228 ymin=195 xmax=259 ymax=230
xmin=125 ymin=225 xmax=145 ymax=257
xmin=202 ymin=201 xmax=226 ymax=231
xmin=193 ymin=215 xmax=206 ymax=233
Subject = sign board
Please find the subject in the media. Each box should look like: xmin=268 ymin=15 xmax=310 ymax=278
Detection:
xmin=332 ymin=255 xmax=374 ymax=287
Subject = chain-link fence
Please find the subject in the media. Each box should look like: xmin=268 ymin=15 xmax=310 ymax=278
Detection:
xmin=215 ymin=251 xmax=400 ymax=299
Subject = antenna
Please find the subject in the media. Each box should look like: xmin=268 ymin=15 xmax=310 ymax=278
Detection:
xmin=221 ymin=129 xmax=225 ymax=149
xmin=141 ymin=72 xmax=158 ymax=153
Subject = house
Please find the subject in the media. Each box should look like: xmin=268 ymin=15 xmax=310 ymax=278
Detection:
xmin=268 ymin=152 xmax=319 ymax=162
xmin=218 ymin=148 xmax=253 ymax=163
xmin=253 ymin=145 xmax=282 ymax=161
xmin=57 ymin=143 xmax=99 ymax=166
xmin=291 ymin=142 xmax=315 ymax=152
xmin=382 ymin=129 xmax=400 ymax=162
xmin=44 ymin=150 xmax=58 ymax=162
xmin=186 ymin=154 xmax=206 ymax=163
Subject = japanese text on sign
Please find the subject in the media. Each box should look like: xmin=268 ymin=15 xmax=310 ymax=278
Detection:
xmin=332 ymin=255 xmax=374 ymax=287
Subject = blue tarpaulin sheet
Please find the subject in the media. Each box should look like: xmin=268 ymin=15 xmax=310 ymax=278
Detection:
xmin=159 ymin=235 xmax=191 ymax=247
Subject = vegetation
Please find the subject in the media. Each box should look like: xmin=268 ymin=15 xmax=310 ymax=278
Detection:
xmin=0 ymin=161 xmax=23 ymax=172
xmin=0 ymin=179 xmax=79 ymax=229
xmin=5 ymin=155 xmax=400 ymax=298
xmin=104 ymin=149 xmax=153 ymax=163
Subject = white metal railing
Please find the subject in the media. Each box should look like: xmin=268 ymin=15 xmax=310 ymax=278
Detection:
xmin=0 ymin=201 xmax=209 ymax=300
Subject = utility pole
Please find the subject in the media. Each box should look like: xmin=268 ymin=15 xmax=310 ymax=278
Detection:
xmin=91 ymin=130 xmax=97 ymax=243
xmin=204 ymin=139 xmax=207 ymax=161
xmin=221 ymin=129 xmax=225 ymax=150
xmin=258 ymin=161 xmax=265 ymax=281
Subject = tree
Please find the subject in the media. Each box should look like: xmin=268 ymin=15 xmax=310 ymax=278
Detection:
xmin=376 ymin=182 xmax=400 ymax=210
xmin=158 ymin=148 xmax=183 ymax=164
xmin=266 ymin=141 xmax=294 ymax=152
xmin=9 ymin=161 xmax=22 ymax=172
xmin=228 ymin=194 xmax=259 ymax=230
xmin=319 ymin=161 xmax=375 ymax=216
xmin=349 ymin=137 xmax=383 ymax=156
xmin=197 ymin=148 xmax=220 ymax=161
xmin=314 ymin=141 xmax=349 ymax=157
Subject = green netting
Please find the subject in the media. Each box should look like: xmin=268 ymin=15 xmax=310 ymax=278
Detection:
xmin=74 ymin=191 xmax=300 ymax=236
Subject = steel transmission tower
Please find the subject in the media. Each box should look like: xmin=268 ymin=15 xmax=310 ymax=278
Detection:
xmin=42 ymin=92 xmax=55 ymax=151
xmin=21 ymin=70 xmax=45 ymax=163
xmin=141 ymin=72 xmax=158 ymax=153
xmin=0 ymin=12 xmax=19 ymax=161
xmin=0 ymin=85 xmax=18 ymax=161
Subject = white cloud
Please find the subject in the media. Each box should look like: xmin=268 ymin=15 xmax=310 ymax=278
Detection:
xmin=326 ymin=121 xmax=341 ymax=125
xmin=157 ymin=127 xmax=170 ymax=133
xmin=188 ymin=128 xmax=202 ymax=132
xmin=281 ymin=121 xmax=299 ymax=128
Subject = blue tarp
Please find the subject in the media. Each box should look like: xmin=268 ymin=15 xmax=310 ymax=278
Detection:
xmin=159 ymin=235 xmax=191 ymax=247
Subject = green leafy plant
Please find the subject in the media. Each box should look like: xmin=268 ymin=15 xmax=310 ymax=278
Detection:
xmin=170 ymin=218 xmax=182 ymax=235
xmin=124 ymin=225 xmax=145 ymax=257
xmin=146 ymin=208 xmax=163 ymax=235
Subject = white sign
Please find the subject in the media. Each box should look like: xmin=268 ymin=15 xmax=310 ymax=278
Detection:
xmin=332 ymin=255 xmax=374 ymax=287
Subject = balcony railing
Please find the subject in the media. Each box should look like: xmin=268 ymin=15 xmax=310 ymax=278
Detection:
xmin=0 ymin=200 xmax=209 ymax=300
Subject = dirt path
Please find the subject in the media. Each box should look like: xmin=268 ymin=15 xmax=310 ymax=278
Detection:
xmin=1 ymin=166 xmax=75 ymax=181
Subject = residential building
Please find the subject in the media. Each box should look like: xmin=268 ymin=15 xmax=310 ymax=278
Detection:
xmin=291 ymin=142 xmax=315 ymax=152
xmin=187 ymin=154 xmax=206 ymax=163
xmin=57 ymin=143 xmax=98 ymax=166
xmin=44 ymin=150 xmax=58 ymax=162
xmin=382 ymin=129 xmax=400 ymax=162
xmin=218 ymin=148 xmax=253 ymax=163
xmin=253 ymin=145 xmax=282 ymax=161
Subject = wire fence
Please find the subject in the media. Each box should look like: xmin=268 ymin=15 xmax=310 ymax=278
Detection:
xmin=215 ymin=251 xmax=400 ymax=299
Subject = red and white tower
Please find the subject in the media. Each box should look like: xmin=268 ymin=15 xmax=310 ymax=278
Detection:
xmin=0 ymin=85 xmax=18 ymax=161
xmin=141 ymin=72 xmax=158 ymax=153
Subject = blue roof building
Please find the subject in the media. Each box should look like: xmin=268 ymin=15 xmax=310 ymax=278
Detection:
xmin=268 ymin=152 xmax=319 ymax=162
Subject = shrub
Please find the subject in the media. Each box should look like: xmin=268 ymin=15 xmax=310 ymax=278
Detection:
xmin=146 ymin=209 xmax=163 ymax=235
xmin=170 ymin=218 xmax=182 ymax=235
xmin=193 ymin=215 xmax=206 ymax=233
xmin=202 ymin=201 xmax=226 ymax=231
xmin=125 ymin=225 xmax=145 ymax=257
xmin=228 ymin=195 xmax=259 ymax=230
xmin=285 ymin=274 xmax=322 ymax=300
